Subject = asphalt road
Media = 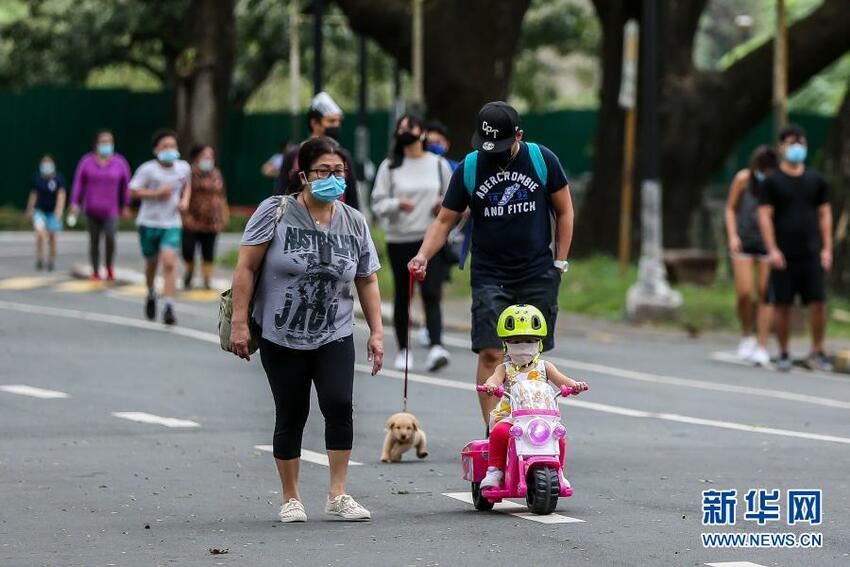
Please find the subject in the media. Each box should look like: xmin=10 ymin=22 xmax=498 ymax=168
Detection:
xmin=1 ymin=232 xmax=849 ymax=566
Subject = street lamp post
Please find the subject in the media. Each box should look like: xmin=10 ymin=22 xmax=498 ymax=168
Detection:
xmin=312 ymin=0 xmax=324 ymax=95
xmin=625 ymin=0 xmax=682 ymax=322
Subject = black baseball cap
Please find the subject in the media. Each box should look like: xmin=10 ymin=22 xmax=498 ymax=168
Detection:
xmin=470 ymin=101 xmax=520 ymax=153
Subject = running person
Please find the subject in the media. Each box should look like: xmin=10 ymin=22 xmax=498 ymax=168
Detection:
xmin=181 ymin=144 xmax=229 ymax=290
xmin=129 ymin=129 xmax=191 ymax=325
xmin=724 ymin=145 xmax=777 ymax=366
xmin=69 ymin=130 xmax=132 ymax=281
xmin=409 ymin=101 xmax=574 ymax=426
xmin=758 ymin=125 xmax=833 ymax=372
xmin=372 ymin=114 xmax=453 ymax=372
xmin=25 ymin=155 xmax=66 ymax=271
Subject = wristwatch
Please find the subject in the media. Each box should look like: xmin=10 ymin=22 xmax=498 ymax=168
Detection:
xmin=554 ymin=260 xmax=570 ymax=273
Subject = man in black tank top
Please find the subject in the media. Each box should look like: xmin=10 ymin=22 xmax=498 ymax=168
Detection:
xmin=757 ymin=125 xmax=833 ymax=372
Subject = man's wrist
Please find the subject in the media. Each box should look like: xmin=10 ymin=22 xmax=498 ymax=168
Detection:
xmin=554 ymin=259 xmax=570 ymax=273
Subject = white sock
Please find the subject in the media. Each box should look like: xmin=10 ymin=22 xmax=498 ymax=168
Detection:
xmin=163 ymin=298 xmax=174 ymax=309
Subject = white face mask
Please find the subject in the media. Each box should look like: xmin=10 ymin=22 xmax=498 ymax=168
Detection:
xmin=505 ymin=342 xmax=539 ymax=366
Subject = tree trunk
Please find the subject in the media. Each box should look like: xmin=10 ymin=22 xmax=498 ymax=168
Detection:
xmin=824 ymin=80 xmax=850 ymax=291
xmin=174 ymin=0 xmax=236 ymax=151
xmin=582 ymin=0 xmax=850 ymax=254
xmin=335 ymin=0 xmax=531 ymax=161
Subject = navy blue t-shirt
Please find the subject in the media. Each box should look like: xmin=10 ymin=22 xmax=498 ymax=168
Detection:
xmin=442 ymin=142 xmax=568 ymax=285
xmin=32 ymin=173 xmax=66 ymax=213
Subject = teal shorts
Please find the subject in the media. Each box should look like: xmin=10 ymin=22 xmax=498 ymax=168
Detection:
xmin=139 ymin=226 xmax=182 ymax=259
xmin=33 ymin=210 xmax=62 ymax=233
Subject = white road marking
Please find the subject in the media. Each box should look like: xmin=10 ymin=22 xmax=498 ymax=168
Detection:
xmin=357 ymin=364 xmax=850 ymax=445
xmin=3 ymin=299 xmax=846 ymax=446
xmin=442 ymin=492 xmax=584 ymax=524
xmin=705 ymin=562 xmax=768 ymax=567
xmin=0 ymin=384 xmax=69 ymax=399
xmin=112 ymin=412 xmax=200 ymax=428
xmin=710 ymin=350 xmax=850 ymax=383
xmin=443 ymin=335 xmax=850 ymax=409
xmin=253 ymin=445 xmax=362 ymax=466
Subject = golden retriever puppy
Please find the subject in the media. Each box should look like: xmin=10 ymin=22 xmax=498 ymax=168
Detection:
xmin=381 ymin=412 xmax=428 ymax=463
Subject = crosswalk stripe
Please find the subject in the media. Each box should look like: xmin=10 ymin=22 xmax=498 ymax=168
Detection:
xmin=0 ymin=384 xmax=69 ymax=399
xmin=52 ymin=280 xmax=106 ymax=293
xmin=705 ymin=562 xmax=768 ymax=567
xmin=442 ymin=492 xmax=584 ymax=524
xmin=112 ymin=412 xmax=200 ymax=428
xmin=254 ymin=445 xmax=362 ymax=466
xmin=0 ymin=276 xmax=56 ymax=290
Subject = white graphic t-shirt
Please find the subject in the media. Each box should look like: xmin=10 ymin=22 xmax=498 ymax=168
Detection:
xmin=129 ymin=159 xmax=192 ymax=228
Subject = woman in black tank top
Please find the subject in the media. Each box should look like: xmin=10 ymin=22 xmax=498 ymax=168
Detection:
xmin=724 ymin=145 xmax=777 ymax=366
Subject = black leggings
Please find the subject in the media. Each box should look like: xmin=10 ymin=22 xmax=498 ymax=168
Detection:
xmin=182 ymin=230 xmax=217 ymax=263
xmin=87 ymin=214 xmax=116 ymax=271
xmin=258 ymin=335 xmax=355 ymax=460
xmin=386 ymin=240 xmax=447 ymax=349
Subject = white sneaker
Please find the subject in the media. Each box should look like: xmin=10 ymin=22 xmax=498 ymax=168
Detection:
xmin=736 ymin=336 xmax=757 ymax=359
xmin=394 ymin=349 xmax=412 ymax=371
xmin=325 ymin=494 xmax=371 ymax=520
xmin=416 ymin=327 xmax=430 ymax=347
xmin=480 ymin=466 xmax=504 ymax=489
xmin=426 ymin=345 xmax=450 ymax=372
xmin=278 ymin=499 xmax=307 ymax=523
xmin=749 ymin=346 xmax=770 ymax=366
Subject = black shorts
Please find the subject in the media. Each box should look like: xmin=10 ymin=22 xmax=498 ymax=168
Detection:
xmin=470 ymin=268 xmax=561 ymax=352
xmin=767 ymin=256 xmax=826 ymax=306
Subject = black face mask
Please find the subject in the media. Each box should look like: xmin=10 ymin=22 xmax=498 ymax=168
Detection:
xmin=324 ymin=126 xmax=341 ymax=141
xmin=397 ymin=131 xmax=420 ymax=147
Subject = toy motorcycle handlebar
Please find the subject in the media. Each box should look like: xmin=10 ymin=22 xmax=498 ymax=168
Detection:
xmin=477 ymin=384 xmax=588 ymax=398
xmin=558 ymin=384 xmax=588 ymax=398
xmin=476 ymin=384 xmax=505 ymax=397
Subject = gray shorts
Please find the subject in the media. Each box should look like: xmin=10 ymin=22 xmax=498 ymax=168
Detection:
xmin=470 ymin=268 xmax=561 ymax=353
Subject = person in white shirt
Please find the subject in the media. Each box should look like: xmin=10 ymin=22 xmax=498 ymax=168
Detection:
xmin=129 ymin=129 xmax=192 ymax=325
xmin=372 ymin=114 xmax=453 ymax=372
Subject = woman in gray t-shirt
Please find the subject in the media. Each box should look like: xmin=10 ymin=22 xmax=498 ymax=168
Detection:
xmin=230 ymin=137 xmax=384 ymax=522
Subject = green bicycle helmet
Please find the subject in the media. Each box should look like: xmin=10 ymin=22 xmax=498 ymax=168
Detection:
xmin=496 ymin=304 xmax=548 ymax=339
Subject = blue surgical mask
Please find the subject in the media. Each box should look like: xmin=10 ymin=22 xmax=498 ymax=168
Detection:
xmin=427 ymin=142 xmax=447 ymax=156
xmin=753 ymin=171 xmax=766 ymax=182
xmin=157 ymin=149 xmax=181 ymax=164
xmin=784 ymin=143 xmax=807 ymax=163
xmin=40 ymin=162 xmax=55 ymax=176
xmin=97 ymin=143 xmax=114 ymax=157
xmin=198 ymin=159 xmax=214 ymax=172
xmin=309 ymin=175 xmax=346 ymax=202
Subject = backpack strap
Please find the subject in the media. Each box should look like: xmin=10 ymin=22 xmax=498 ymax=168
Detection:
xmin=526 ymin=142 xmax=548 ymax=186
xmin=463 ymin=151 xmax=478 ymax=195
xmin=458 ymin=151 xmax=479 ymax=270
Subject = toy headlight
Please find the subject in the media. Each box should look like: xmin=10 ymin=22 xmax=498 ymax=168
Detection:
xmin=526 ymin=419 xmax=551 ymax=445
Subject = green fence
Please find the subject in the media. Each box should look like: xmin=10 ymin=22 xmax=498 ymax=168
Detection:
xmin=0 ymin=86 xmax=834 ymax=209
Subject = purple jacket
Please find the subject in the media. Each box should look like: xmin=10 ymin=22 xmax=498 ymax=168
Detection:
xmin=71 ymin=152 xmax=132 ymax=220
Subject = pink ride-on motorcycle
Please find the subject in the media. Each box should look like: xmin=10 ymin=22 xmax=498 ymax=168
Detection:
xmin=461 ymin=381 xmax=584 ymax=515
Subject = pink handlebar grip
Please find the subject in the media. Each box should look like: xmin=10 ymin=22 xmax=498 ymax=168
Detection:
xmin=561 ymin=384 xmax=588 ymax=397
xmin=476 ymin=384 xmax=505 ymax=397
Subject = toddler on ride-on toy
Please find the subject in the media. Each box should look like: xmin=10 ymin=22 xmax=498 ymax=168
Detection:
xmin=479 ymin=304 xmax=588 ymax=491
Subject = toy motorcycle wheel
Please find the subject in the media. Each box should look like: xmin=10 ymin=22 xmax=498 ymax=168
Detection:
xmin=471 ymin=482 xmax=494 ymax=511
xmin=526 ymin=466 xmax=559 ymax=515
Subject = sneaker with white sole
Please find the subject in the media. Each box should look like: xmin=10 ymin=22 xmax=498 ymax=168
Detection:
xmin=736 ymin=336 xmax=757 ymax=359
xmin=278 ymin=498 xmax=307 ymax=523
xmin=426 ymin=344 xmax=450 ymax=372
xmin=325 ymin=494 xmax=371 ymax=520
xmin=749 ymin=346 xmax=770 ymax=366
xmin=394 ymin=349 xmax=412 ymax=371
xmin=480 ymin=466 xmax=504 ymax=489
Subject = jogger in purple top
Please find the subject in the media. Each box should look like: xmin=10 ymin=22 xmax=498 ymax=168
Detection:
xmin=70 ymin=129 xmax=132 ymax=281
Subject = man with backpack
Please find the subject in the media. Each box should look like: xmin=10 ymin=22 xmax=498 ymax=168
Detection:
xmin=408 ymin=101 xmax=574 ymax=425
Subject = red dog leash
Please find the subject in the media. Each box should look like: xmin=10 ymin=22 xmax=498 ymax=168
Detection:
xmin=403 ymin=268 xmax=424 ymax=412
